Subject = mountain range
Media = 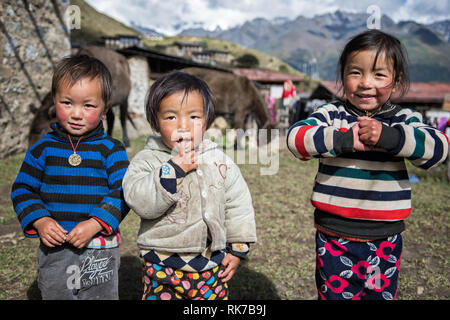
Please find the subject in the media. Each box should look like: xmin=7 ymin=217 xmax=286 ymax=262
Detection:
xmin=177 ymin=11 xmax=450 ymax=82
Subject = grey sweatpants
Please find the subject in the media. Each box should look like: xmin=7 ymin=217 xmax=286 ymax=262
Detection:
xmin=37 ymin=243 xmax=120 ymax=300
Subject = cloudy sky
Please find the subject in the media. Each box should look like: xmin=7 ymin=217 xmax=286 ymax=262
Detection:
xmin=86 ymin=0 xmax=450 ymax=35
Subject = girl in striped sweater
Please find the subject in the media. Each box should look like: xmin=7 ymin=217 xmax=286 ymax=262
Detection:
xmin=287 ymin=30 xmax=448 ymax=300
xmin=11 ymin=55 xmax=129 ymax=299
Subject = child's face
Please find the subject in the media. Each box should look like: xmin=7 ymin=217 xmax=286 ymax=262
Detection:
xmin=343 ymin=49 xmax=396 ymax=113
xmin=157 ymin=90 xmax=206 ymax=150
xmin=54 ymin=77 xmax=106 ymax=136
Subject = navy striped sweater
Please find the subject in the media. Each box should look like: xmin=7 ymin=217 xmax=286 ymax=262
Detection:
xmin=11 ymin=122 xmax=130 ymax=241
xmin=287 ymin=101 xmax=449 ymax=239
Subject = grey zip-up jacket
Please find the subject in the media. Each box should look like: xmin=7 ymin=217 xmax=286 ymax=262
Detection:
xmin=123 ymin=136 xmax=257 ymax=253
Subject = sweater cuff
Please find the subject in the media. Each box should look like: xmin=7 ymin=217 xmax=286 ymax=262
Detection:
xmin=226 ymin=243 xmax=250 ymax=259
xmin=333 ymin=129 xmax=355 ymax=155
xmin=91 ymin=216 xmax=112 ymax=235
xmin=375 ymin=125 xmax=402 ymax=151
xmin=159 ymin=160 xmax=187 ymax=194
xmin=167 ymin=159 xmax=187 ymax=177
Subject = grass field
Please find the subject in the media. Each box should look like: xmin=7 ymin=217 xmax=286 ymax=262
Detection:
xmin=0 ymin=134 xmax=449 ymax=300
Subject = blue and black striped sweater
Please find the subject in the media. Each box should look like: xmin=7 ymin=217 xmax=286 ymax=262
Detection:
xmin=11 ymin=122 xmax=130 ymax=239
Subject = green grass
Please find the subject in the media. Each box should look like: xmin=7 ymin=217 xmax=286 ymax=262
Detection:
xmin=0 ymin=153 xmax=25 ymax=225
xmin=0 ymin=136 xmax=449 ymax=300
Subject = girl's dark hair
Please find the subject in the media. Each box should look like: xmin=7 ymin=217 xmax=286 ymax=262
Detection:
xmin=52 ymin=55 xmax=113 ymax=107
xmin=338 ymin=29 xmax=410 ymax=97
xmin=145 ymin=71 xmax=215 ymax=131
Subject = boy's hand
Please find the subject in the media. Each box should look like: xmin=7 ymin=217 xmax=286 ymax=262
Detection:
xmin=33 ymin=217 xmax=67 ymax=248
xmin=357 ymin=116 xmax=382 ymax=146
xmin=172 ymin=139 xmax=198 ymax=173
xmin=66 ymin=218 xmax=103 ymax=249
xmin=219 ymin=253 xmax=240 ymax=282
xmin=352 ymin=122 xmax=372 ymax=151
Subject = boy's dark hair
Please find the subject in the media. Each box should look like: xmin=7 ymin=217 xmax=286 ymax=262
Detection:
xmin=337 ymin=29 xmax=410 ymax=97
xmin=145 ymin=71 xmax=215 ymax=132
xmin=52 ymin=55 xmax=113 ymax=107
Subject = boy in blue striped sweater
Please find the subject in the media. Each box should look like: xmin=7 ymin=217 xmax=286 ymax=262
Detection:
xmin=11 ymin=55 xmax=130 ymax=299
xmin=287 ymin=30 xmax=448 ymax=300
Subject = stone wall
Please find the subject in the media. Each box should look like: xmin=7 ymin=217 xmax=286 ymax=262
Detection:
xmin=0 ymin=0 xmax=70 ymax=158
xmin=127 ymin=55 xmax=150 ymax=115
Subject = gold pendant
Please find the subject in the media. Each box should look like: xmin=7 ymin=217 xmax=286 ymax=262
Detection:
xmin=68 ymin=153 xmax=82 ymax=166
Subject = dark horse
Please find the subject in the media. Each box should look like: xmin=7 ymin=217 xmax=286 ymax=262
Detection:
xmin=28 ymin=46 xmax=133 ymax=147
xmin=181 ymin=67 xmax=273 ymax=131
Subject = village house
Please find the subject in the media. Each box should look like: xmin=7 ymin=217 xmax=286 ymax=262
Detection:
xmin=102 ymin=34 xmax=143 ymax=49
xmin=192 ymin=50 xmax=211 ymax=64
xmin=209 ymin=49 xmax=233 ymax=64
xmin=164 ymin=41 xmax=232 ymax=66
xmin=232 ymin=67 xmax=303 ymax=102
xmin=167 ymin=41 xmax=203 ymax=57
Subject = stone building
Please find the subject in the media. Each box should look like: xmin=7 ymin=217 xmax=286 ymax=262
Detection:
xmin=102 ymin=34 xmax=143 ymax=50
xmin=0 ymin=0 xmax=70 ymax=158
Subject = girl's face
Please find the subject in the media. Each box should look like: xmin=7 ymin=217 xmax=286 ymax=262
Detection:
xmin=54 ymin=77 xmax=106 ymax=136
xmin=343 ymin=49 xmax=396 ymax=114
xmin=156 ymin=90 xmax=206 ymax=150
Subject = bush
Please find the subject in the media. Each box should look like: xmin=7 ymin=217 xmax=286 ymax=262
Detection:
xmin=235 ymin=53 xmax=259 ymax=68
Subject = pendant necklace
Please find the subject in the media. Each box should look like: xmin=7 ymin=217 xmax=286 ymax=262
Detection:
xmin=68 ymin=134 xmax=83 ymax=166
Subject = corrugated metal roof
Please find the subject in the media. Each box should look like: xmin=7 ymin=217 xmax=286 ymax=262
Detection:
xmin=393 ymin=82 xmax=450 ymax=103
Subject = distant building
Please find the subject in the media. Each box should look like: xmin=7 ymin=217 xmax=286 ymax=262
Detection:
xmin=164 ymin=41 xmax=232 ymax=66
xmin=192 ymin=50 xmax=211 ymax=64
xmin=102 ymin=34 xmax=143 ymax=49
xmin=309 ymin=81 xmax=342 ymax=100
xmin=232 ymin=68 xmax=304 ymax=129
xmin=209 ymin=49 xmax=232 ymax=64
xmin=143 ymin=33 xmax=163 ymax=41
xmin=393 ymin=82 xmax=450 ymax=110
xmin=173 ymin=41 xmax=203 ymax=57
xmin=116 ymin=45 xmax=230 ymax=78
xmin=232 ymin=68 xmax=303 ymax=99
xmin=443 ymin=94 xmax=450 ymax=112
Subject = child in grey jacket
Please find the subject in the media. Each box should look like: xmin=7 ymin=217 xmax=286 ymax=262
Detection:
xmin=122 ymin=71 xmax=257 ymax=300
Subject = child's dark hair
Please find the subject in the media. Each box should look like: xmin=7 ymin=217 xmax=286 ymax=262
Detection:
xmin=145 ymin=71 xmax=215 ymax=131
xmin=338 ymin=29 xmax=410 ymax=97
xmin=52 ymin=55 xmax=113 ymax=107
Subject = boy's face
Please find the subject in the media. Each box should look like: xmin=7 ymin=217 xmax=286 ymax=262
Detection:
xmin=343 ymin=49 xmax=396 ymax=113
xmin=157 ymin=90 xmax=206 ymax=150
xmin=54 ymin=77 xmax=106 ymax=136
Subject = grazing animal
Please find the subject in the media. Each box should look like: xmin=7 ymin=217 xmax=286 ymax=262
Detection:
xmin=181 ymin=67 xmax=273 ymax=131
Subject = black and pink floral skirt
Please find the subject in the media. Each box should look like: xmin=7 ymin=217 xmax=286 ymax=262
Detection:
xmin=315 ymin=231 xmax=402 ymax=300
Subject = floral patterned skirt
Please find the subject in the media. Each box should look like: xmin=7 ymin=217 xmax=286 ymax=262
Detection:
xmin=315 ymin=231 xmax=402 ymax=300
xmin=142 ymin=262 xmax=229 ymax=300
